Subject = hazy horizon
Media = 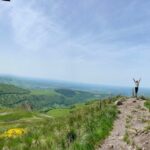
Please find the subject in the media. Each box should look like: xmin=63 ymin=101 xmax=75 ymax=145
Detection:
xmin=0 ymin=73 xmax=149 ymax=90
xmin=1 ymin=0 xmax=150 ymax=87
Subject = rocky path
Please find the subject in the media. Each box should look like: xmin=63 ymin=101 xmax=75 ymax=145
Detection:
xmin=97 ymin=98 xmax=150 ymax=150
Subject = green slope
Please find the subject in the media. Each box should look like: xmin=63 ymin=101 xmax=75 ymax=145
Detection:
xmin=0 ymin=84 xmax=30 ymax=94
xmin=0 ymin=97 xmax=119 ymax=150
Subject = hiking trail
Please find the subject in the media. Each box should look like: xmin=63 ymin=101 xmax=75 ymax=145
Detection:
xmin=97 ymin=98 xmax=150 ymax=150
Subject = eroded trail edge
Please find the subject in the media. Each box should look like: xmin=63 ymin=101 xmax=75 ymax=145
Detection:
xmin=98 ymin=98 xmax=150 ymax=150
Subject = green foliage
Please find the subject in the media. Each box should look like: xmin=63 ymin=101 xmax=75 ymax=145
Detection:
xmin=0 ymin=97 xmax=118 ymax=150
xmin=139 ymin=95 xmax=147 ymax=100
xmin=47 ymin=108 xmax=70 ymax=117
xmin=0 ymin=111 xmax=33 ymax=122
xmin=144 ymin=100 xmax=150 ymax=111
xmin=0 ymin=84 xmax=107 ymax=110
xmin=0 ymin=84 xmax=30 ymax=94
xmin=55 ymin=89 xmax=76 ymax=97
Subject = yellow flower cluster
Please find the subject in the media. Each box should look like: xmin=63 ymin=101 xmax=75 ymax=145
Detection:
xmin=0 ymin=128 xmax=26 ymax=138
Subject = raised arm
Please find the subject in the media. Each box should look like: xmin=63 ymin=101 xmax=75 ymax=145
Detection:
xmin=133 ymin=78 xmax=136 ymax=83
xmin=139 ymin=78 xmax=141 ymax=83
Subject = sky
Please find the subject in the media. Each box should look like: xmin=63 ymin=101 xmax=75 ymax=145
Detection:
xmin=0 ymin=0 xmax=150 ymax=87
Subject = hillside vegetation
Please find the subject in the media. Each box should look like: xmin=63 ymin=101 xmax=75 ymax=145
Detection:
xmin=0 ymin=84 xmax=30 ymax=94
xmin=144 ymin=99 xmax=150 ymax=111
xmin=0 ymin=97 xmax=119 ymax=150
xmin=0 ymin=84 xmax=108 ymax=110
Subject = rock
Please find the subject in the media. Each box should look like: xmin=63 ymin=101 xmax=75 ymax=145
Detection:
xmin=144 ymin=141 xmax=149 ymax=145
xmin=119 ymin=136 xmax=124 ymax=140
xmin=129 ymin=146 xmax=134 ymax=150
xmin=118 ymin=110 xmax=121 ymax=114
xmin=109 ymin=144 xmax=114 ymax=149
xmin=115 ymin=100 xmax=123 ymax=106
xmin=133 ymin=100 xmax=136 ymax=103
xmin=141 ymin=108 xmax=146 ymax=111
xmin=116 ymin=133 xmax=120 ymax=136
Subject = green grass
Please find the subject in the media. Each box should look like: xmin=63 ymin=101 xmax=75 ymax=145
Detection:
xmin=0 ymin=111 xmax=33 ymax=122
xmin=47 ymin=103 xmax=86 ymax=117
xmin=0 ymin=97 xmax=119 ymax=150
xmin=143 ymin=100 xmax=150 ymax=134
xmin=0 ymin=83 xmax=30 ymax=94
xmin=123 ymin=131 xmax=131 ymax=145
xmin=30 ymin=89 xmax=57 ymax=96
xmin=47 ymin=108 xmax=70 ymax=117
xmin=144 ymin=100 xmax=150 ymax=111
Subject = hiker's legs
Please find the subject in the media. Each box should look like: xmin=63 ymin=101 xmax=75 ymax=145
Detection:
xmin=135 ymin=87 xmax=138 ymax=98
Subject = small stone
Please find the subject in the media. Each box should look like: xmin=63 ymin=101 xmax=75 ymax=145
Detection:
xmin=144 ymin=141 xmax=148 ymax=144
xmin=119 ymin=136 xmax=124 ymax=140
xmin=109 ymin=144 xmax=114 ymax=149
xmin=115 ymin=100 xmax=123 ymax=106
xmin=116 ymin=133 xmax=120 ymax=136
xmin=128 ymin=146 xmax=133 ymax=150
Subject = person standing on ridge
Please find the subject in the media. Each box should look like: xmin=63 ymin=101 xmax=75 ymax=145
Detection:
xmin=133 ymin=78 xmax=141 ymax=98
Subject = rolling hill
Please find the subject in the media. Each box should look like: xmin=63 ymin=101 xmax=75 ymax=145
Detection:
xmin=0 ymin=83 xmax=108 ymax=110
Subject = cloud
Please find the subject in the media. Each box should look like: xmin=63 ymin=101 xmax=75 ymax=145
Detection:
xmin=9 ymin=0 xmax=65 ymax=52
xmin=1 ymin=0 xmax=150 ymax=86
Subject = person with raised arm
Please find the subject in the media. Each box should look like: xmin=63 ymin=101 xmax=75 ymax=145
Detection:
xmin=133 ymin=78 xmax=141 ymax=98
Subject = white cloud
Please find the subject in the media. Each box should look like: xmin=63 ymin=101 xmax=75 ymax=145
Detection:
xmin=10 ymin=0 xmax=64 ymax=52
xmin=1 ymin=0 xmax=150 ymax=86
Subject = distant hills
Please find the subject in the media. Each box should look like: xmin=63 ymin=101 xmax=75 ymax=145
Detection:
xmin=0 ymin=75 xmax=149 ymax=97
xmin=0 ymin=83 xmax=29 ymax=94
xmin=0 ymin=75 xmax=129 ymax=93
xmin=0 ymin=82 xmax=108 ymax=110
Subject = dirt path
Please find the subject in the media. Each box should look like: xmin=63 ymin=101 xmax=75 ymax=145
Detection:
xmin=97 ymin=98 xmax=150 ymax=150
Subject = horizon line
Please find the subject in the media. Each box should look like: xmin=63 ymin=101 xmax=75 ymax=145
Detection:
xmin=0 ymin=73 xmax=149 ymax=89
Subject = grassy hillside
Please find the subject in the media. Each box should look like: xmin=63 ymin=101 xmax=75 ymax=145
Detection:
xmin=0 ymin=84 xmax=108 ymax=110
xmin=0 ymin=97 xmax=119 ymax=150
xmin=0 ymin=84 xmax=30 ymax=94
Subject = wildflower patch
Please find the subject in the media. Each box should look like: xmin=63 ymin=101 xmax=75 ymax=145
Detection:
xmin=0 ymin=128 xmax=26 ymax=138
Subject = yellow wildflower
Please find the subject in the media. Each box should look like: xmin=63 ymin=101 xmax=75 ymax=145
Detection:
xmin=0 ymin=128 xmax=26 ymax=138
